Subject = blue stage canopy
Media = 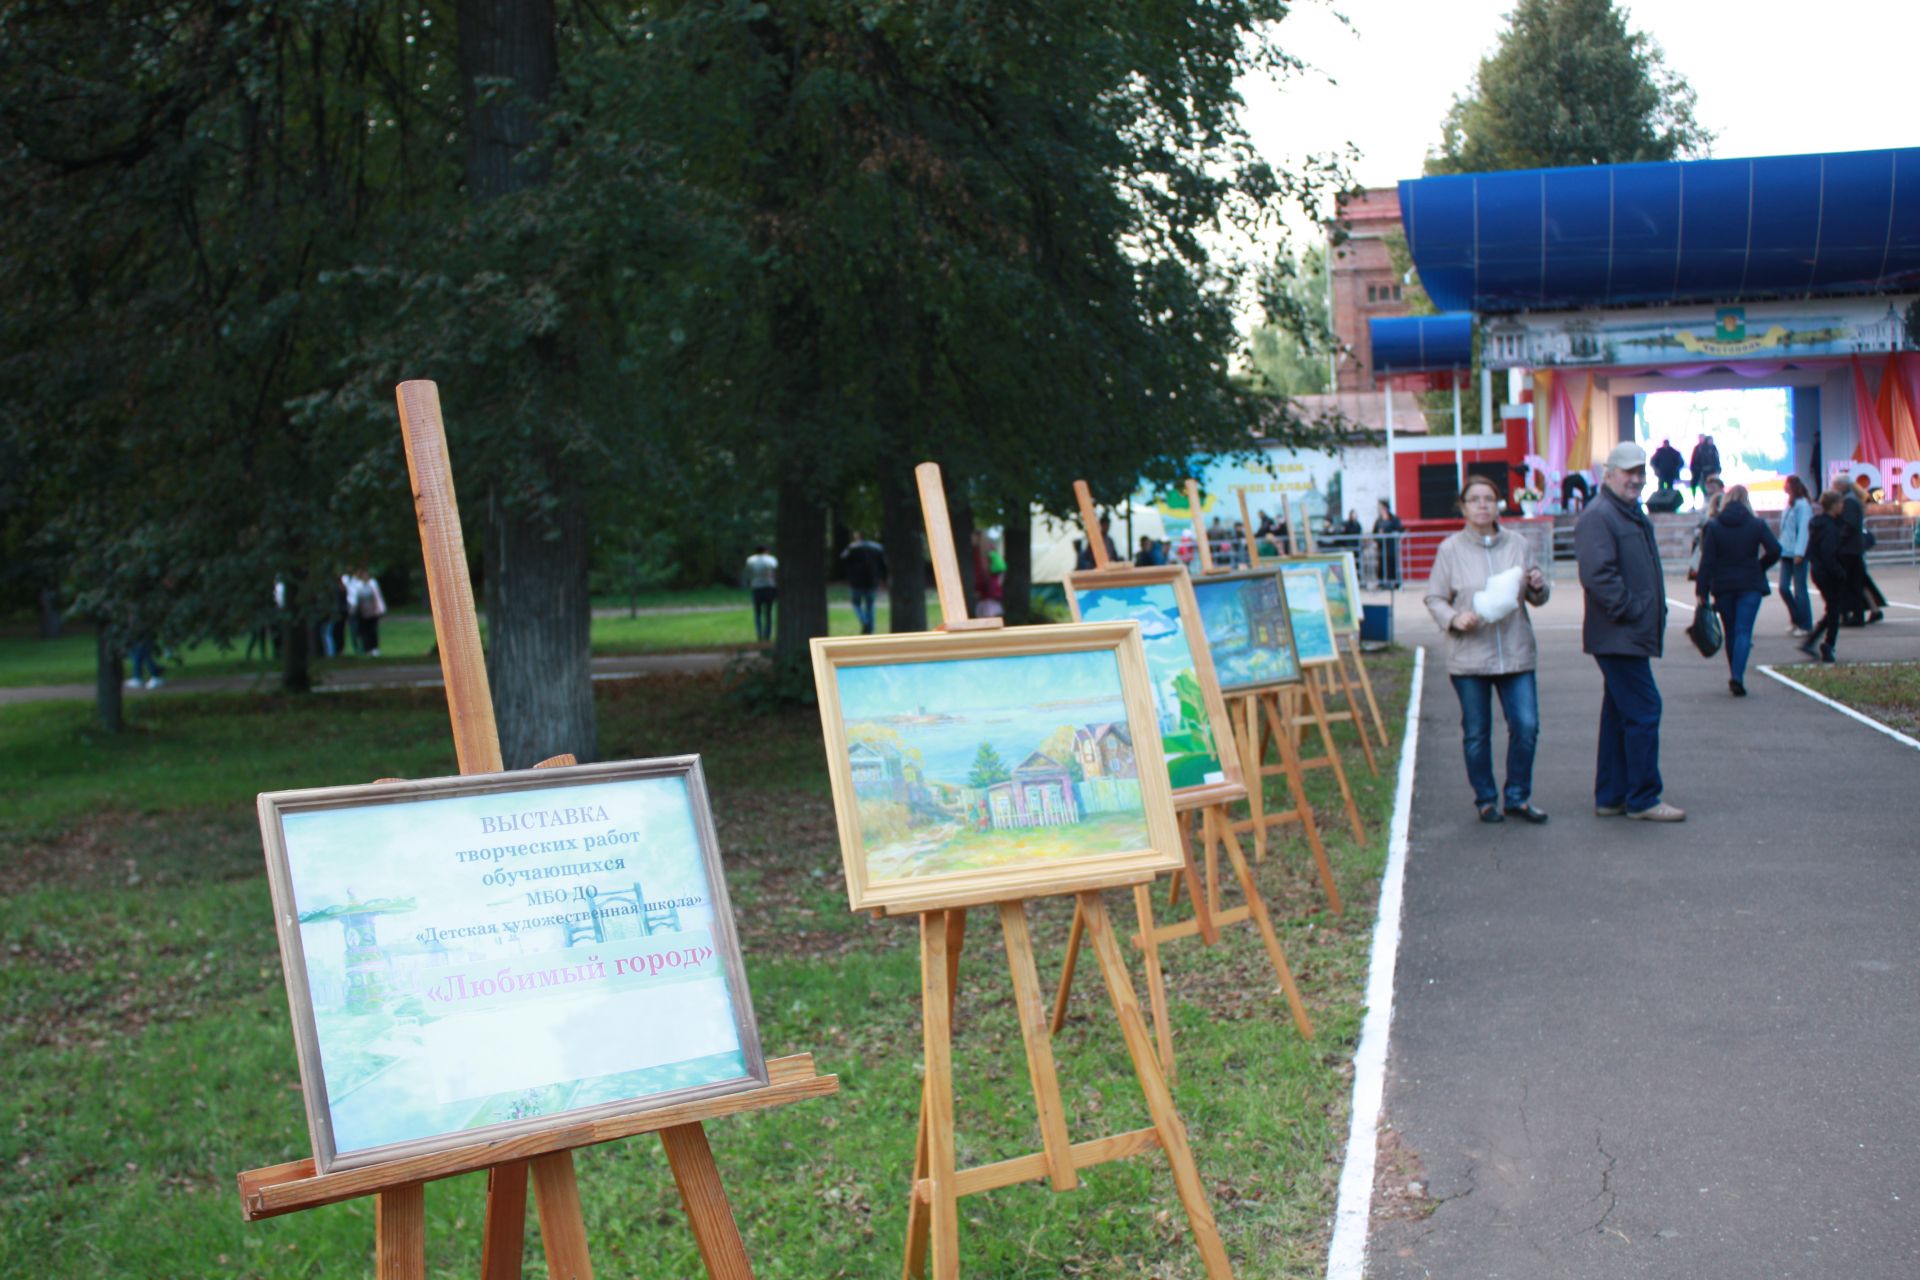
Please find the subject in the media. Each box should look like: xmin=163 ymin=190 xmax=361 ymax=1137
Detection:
xmin=1399 ymin=148 xmax=1920 ymax=315
xmin=1369 ymin=313 xmax=1475 ymax=375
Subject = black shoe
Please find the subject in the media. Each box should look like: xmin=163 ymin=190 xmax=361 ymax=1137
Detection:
xmin=1867 ymin=610 xmax=1885 ymax=624
xmin=1729 ymin=679 xmax=1746 ymax=697
xmin=1504 ymin=803 xmax=1550 ymax=824
xmin=1820 ymin=645 xmax=1836 ymax=664
xmin=1798 ymin=637 xmax=1819 ymax=657
xmin=1477 ymin=803 xmax=1505 ymax=824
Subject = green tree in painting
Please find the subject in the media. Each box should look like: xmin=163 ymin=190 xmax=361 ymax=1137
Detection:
xmin=967 ymin=743 xmax=1011 ymax=789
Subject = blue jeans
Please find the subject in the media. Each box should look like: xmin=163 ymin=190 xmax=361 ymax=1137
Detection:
xmin=751 ymin=587 xmax=777 ymax=642
xmin=1593 ymin=655 xmax=1663 ymax=813
xmin=1778 ymin=557 xmax=1812 ymax=631
xmin=1450 ymin=671 xmax=1539 ymax=808
xmin=1713 ymin=590 xmax=1763 ymax=684
xmin=849 ymin=588 xmax=877 ymax=634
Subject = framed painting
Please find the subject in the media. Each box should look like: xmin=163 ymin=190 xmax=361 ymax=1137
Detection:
xmin=1187 ymin=567 xmax=1304 ymax=694
xmin=1064 ymin=566 xmax=1245 ymax=809
xmin=256 ymin=757 xmax=767 ymax=1174
xmin=1279 ymin=564 xmax=1341 ymax=665
xmin=1288 ymin=553 xmax=1361 ymax=635
xmin=811 ymin=622 xmax=1185 ymax=914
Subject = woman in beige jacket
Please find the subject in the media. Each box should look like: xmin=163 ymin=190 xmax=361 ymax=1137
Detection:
xmin=1425 ymin=475 xmax=1552 ymax=824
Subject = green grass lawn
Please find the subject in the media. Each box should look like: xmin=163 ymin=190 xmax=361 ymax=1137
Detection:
xmin=0 ymin=597 xmax=935 ymax=690
xmin=0 ymin=654 xmax=1411 ymax=1277
xmin=1785 ymin=659 xmax=1920 ymax=734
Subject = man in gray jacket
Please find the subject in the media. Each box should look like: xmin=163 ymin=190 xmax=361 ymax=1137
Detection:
xmin=1574 ymin=442 xmax=1685 ymax=821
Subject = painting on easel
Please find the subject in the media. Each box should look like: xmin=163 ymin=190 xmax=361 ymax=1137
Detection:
xmin=1063 ymin=567 xmax=1238 ymax=796
xmin=1188 ymin=568 xmax=1303 ymax=692
xmin=258 ymin=758 xmax=767 ymax=1174
xmin=1289 ymin=552 xmax=1361 ymax=635
xmin=1278 ymin=565 xmax=1340 ymax=664
xmin=812 ymin=623 xmax=1183 ymax=914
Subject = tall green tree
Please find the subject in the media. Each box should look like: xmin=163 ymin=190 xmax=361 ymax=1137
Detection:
xmin=1244 ymin=247 xmax=1334 ymax=398
xmin=1427 ymin=0 xmax=1713 ymax=175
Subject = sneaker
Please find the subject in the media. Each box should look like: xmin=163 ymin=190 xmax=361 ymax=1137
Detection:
xmin=1867 ymin=610 xmax=1884 ymax=624
xmin=1728 ymin=679 xmax=1746 ymax=697
xmin=1820 ymin=646 xmax=1836 ymax=664
xmin=144 ymin=676 xmax=164 ymax=690
xmin=370 ymin=649 xmax=381 ymax=657
xmin=1594 ymin=803 xmax=1627 ymax=817
xmin=1627 ymin=802 xmax=1686 ymax=822
xmin=124 ymin=677 xmax=141 ymax=689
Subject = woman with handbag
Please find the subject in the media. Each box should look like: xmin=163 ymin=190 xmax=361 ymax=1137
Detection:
xmin=1694 ymin=485 xmax=1781 ymax=696
xmin=1425 ymin=475 xmax=1552 ymax=824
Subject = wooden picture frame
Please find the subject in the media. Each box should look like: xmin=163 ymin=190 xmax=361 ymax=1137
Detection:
xmin=1278 ymin=564 xmax=1341 ymax=665
xmin=1287 ymin=552 xmax=1361 ymax=635
xmin=257 ymin=757 xmax=768 ymax=1174
xmin=810 ymin=622 xmax=1184 ymax=915
xmin=1187 ymin=567 xmax=1306 ymax=694
xmin=1063 ymin=565 xmax=1245 ymax=810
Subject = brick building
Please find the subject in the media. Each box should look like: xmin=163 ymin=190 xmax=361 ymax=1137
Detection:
xmin=1328 ymin=186 xmax=1411 ymax=392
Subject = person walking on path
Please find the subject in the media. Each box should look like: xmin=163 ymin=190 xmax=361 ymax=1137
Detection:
xmin=840 ymin=532 xmax=887 ymax=635
xmin=745 ymin=545 xmax=778 ymax=642
xmin=1575 ymin=441 xmax=1685 ymax=821
xmin=1424 ymin=475 xmax=1552 ymax=824
xmin=1651 ymin=438 xmax=1684 ymax=492
xmin=1373 ymin=499 xmax=1405 ymax=587
xmin=1694 ymin=484 xmax=1781 ymax=697
xmin=1687 ymin=434 xmax=1720 ymax=501
xmin=1801 ymin=489 xmax=1861 ymax=664
xmin=345 ymin=568 xmax=386 ymax=657
xmin=1776 ymin=475 xmax=1814 ymax=636
xmin=1839 ymin=479 xmax=1887 ymax=625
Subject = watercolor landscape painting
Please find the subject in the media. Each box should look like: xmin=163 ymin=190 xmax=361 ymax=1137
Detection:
xmin=830 ymin=648 xmax=1156 ymax=889
xmin=1190 ymin=570 xmax=1302 ymax=691
xmin=1067 ymin=578 xmax=1227 ymax=791
xmin=1294 ymin=553 xmax=1359 ymax=634
xmin=1279 ymin=565 xmax=1339 ymax=663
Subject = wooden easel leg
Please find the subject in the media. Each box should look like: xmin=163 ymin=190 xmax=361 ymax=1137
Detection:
xmin=1235 ymin=695 xmax=1267 ymax=864
xmin=1049 ymin=899 xmax=1085 ymax=1036
xmin=1349 ymin=638 xmax=1390 ymax=748
xmin=1173 ymin=809 xmax=1214 ymax=942
xmin=903 ymin=910 xmax=961 ymax=1280
xmin=1078 ymin=893 xmax=1234 ymax=1280
xmin=1333 ymin=651 xmax=1380 ymax=775
xmin=1217 ymin=822 xmax=1314 ymax=1040
xmin=661 ymin=1123 xmax=754 ymax=1279
xmin=480 ymin=1162 xmax=529 ymax=1280
xmin=375 ymin=1183 xmax=426 ymax=1280
xmin=1132 ymin=882 xmax=1178 ymax=1083
xmin=999 ymin=902 xmax=1079 ymax=1191
xmin=529 ymin=1151 xmax=594 ymax=1280
xmin=1271 ymin=706 xmax=1342 ymax=915
xmin=1303 ymin=677 xmax=1366 ymax=843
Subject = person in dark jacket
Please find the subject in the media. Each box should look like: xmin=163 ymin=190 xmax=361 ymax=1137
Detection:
xmin=1839 ymin=479 xmax=1886 ymax=624
xmin=840 ymin=532 xmax=888 ymax=634
xmin=1650 ymin=439 xmax=1684 ymax=491
xmin=1694 ymin=485 xmax=1781 ymax=696
xmin=1372 ymin=499 xmax=1405 ymax=587
xmin=1687 ymin=435 xmax=1720 ymax=499
xmin=1575 ymin=442 xmax=1684 ymax=821
xmin=1801 ymin=490 xmax=1862 ymax=663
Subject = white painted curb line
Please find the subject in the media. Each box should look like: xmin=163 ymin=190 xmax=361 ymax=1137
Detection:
xmin=1326 ymin=645 xmax=1426 ymax=1280
xmin=1756 ymin=664 xmax=1920 ymax=752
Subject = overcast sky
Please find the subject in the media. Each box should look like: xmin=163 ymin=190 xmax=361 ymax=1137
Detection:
xmin=1237 ymin=0 xmax=1915 ymax=252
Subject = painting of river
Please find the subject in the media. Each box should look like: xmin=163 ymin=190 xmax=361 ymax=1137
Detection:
xmin=832 ymin=648 xmax=1151 ymax=883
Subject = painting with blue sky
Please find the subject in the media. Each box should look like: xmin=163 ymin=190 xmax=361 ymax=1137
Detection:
xmin=832 ymin=648 xmax=1152 ymax=885
xmin=1280 ymin=566 xmax=1338 ymax=663
xmin=1067 ymin=579 xmax=1225 ymax=791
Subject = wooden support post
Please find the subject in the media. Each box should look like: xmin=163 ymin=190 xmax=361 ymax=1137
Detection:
xmin=661 ymin=1125 xmax=754 ymax=1280
xmin=1185 ymin=480 xmax=1215 ymax=574
xmin=1132 ymin=882 xmax=1177 ymax=1081
xmin=1267 ymin=697 xmax=1341 ymax=915
xmin=906 ymin=911 xmax=960 ymax=1280
xmin=1346 ymin=635 xmax=1390 ymax=747
xmin=375 ymin=1184 xmax=426 ymax=1280
xmin=530 ymin=1153 xmax=594 ymax=1280
xmin=1233 ymin=694 xmax=1267 ymax=863
xmin=479 ymin=1164 xmax=529 ymax=1280
xmin=1235 ymin=490 xmax=1259 ymax=567
xmin=999 ymin=902 xmax=1078 ymax=1192
xmin=1072 ymin=480 xmax=1111 ymax=569
xmin=1290 ymin=676 xmax=1365 ymax=843
xmin=1079 ymin=893 xmax=1234 ymax=1280
xmin=1328 ymin=649 xmax=1379 ymax=776
xmin=915 ymin=463 xmax=1001 ymax=632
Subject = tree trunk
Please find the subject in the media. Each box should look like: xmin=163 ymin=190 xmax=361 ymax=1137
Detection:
xmin=878 ymin=460 xmax=927 ymax=634
xmin=37 ymin=587 xmax=62 ymax=639
xmin=773 ymin=477 xmax=829 ymax=668
xmin=456 ymin=0 xmax=555 ymax=198
xmin=1001 ymin=497 xmax=1033 ymax=624
xmin=95 ymin=627 xmax=123 ymax=733
xmin=485 ymin=486 xmax=597 ymax=768
xmin=280 ymin=614 xmax=312 ymax=694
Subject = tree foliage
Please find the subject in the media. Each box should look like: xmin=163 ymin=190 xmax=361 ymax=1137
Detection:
xmin=1243 ymin=247 xmax=1334 ymax=398
xmin=1426 ymin=0 xmax=1713 ymax=175
xmin=967 ymin=741 xmax=1010 ymax=789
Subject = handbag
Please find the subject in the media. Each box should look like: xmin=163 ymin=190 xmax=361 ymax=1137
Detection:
xmin=1686 ymin=603 xmax=1723 ymax=658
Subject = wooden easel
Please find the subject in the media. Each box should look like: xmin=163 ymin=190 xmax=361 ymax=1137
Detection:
xmin=899 ymin=464 xmax=1235 ymax=1280
xmin=1192 ymin=482 xmax=1364 ymax=859
xmin=236 ymin=380 xmax=838 ymax=1280
xmin=1045 ymin=483 xmax=1314 ymax=1079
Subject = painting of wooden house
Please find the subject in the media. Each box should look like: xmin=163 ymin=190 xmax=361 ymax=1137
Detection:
xmin=1072 ymin=722 xmax=1137 ymax=780
xmin=984 ymin=752 xmax=1081 ymax=829
xmin=848 ymin=740 xmax=911 ymax=803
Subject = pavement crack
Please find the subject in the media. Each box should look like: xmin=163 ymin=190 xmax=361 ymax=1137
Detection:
xmin=1584 ymin=1127 xmax=1619 ymax=1236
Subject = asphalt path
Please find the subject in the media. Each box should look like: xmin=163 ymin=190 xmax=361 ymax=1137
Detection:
xmin=1366 ymin=571 xmax=1920 ymax=1278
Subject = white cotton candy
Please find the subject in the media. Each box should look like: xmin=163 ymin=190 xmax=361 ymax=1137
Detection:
xmin=1473 ymin=566 xmax=1524 ymax=623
